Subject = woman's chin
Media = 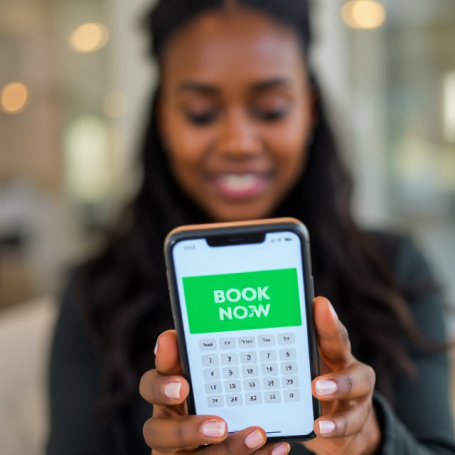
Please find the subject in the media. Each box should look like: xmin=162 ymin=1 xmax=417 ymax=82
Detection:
xmin=203 ymin=200 xmax=275 ymax=223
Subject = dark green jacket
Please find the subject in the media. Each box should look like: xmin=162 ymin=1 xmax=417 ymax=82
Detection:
xmin=47 ymin=234 xmax=455 ymax=454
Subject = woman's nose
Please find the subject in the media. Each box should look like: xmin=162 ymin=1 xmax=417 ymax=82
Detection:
xmin=216 ymin=108 xmax=261 ymax=158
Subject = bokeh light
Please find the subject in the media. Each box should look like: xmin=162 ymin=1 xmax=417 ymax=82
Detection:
xmin=342 ymin=0 xmax=386 ymax=30
xmin=69 ymin=23 xmax=109 ymax=53
xmin=1 ymin=82 xmax=28 ymax=114
xmin=64 ymin=115 xmax=112 ymax=203
xmin=443 ymin=71 xmax=455 ymax=144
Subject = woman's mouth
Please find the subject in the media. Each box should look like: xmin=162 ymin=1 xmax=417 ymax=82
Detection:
xmin=211 ymin=173 xmax=270 ymax=199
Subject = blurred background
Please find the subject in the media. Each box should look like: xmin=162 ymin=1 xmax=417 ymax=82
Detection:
xmin=0 ymin=0 xmax=454 ymax=453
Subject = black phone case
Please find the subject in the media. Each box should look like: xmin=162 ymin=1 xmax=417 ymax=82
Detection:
xmin=164 ymin=218 xmax=321 ymax=442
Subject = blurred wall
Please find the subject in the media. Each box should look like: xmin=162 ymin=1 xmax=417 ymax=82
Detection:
xmin=108 ymin=0 xmax=156 ymax=199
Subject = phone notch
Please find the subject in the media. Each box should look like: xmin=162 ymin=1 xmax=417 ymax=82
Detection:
xmin=206 ymin=233 xmax=265 ymax=247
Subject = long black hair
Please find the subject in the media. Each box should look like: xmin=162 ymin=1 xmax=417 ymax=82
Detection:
xmin=80 ymin=0 xmax=428 ymax=419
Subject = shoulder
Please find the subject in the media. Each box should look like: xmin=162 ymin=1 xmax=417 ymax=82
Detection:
xmin=366 ymin=230 xmax=435 ymax=286
xmin=47 ymin=272 xmax=110 ymax=454
xmin=51 ymin=269 xmax=101 ymax=363
xmin=367 ymin=230 xmax=446 ymax=342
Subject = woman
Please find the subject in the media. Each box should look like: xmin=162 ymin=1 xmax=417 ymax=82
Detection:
xmin=47 ymin=0 xmax=455 ymax=454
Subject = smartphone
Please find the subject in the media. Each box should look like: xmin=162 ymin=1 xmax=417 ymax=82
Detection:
xmin=164 ymin=218 xmax=320 ymax=442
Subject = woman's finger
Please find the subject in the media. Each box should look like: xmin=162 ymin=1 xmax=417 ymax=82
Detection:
xmin=239 ymin=442 xmax=291 ymax=455
xmin=314 ymin=401 xmax=371 ymax=439
xmin=313 ymin=297 xmax=353 ymax=370
xmin=144 ymin=416 xmax=266 ymax=453
xmin=144 ymin=415 xmax=227 ymax=450
xmin=202 ymin=427 xmax=268 ymax=455
xmin=313 ymin=362 xmax=376 ymax=401
xmin=155 ymin=330 xmax=182 ymax=375
xmin=139 ymin=369 xmax=189 ymax=406
xmin=260 ymin=442 xmax=291 ymax=455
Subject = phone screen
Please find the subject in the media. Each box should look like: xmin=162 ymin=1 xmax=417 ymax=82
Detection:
xmin=171 ymin=231 xmax=315 ymax=438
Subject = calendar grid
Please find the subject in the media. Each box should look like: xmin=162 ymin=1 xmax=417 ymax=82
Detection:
xmin=201 ymin=332 xmax=300 ymax=408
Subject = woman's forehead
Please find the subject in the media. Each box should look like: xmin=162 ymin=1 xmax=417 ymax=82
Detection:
xmin=161 ymin=9 xmax=305 ymax=87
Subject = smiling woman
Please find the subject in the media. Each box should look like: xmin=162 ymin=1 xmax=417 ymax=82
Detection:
xmin=158 ymin=9 xmax=313 ymax=221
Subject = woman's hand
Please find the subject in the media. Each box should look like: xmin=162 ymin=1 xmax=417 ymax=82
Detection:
xmin=140 ymin=330 xmax=291 ymax=455
xmin=140 ymin=296 xmax=380 ymax=455
xmin=304 ymin=297 xmax=381 ymax=455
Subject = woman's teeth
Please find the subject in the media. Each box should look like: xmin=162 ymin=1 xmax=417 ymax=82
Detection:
xmin=213 ymin=173 xmax=268 ymax=199
xmin=219 ymin=174 xmax=259 ymax=191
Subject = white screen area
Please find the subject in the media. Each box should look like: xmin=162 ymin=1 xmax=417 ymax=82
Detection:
xmin=172 ymin=231 xmax=315 ymax=437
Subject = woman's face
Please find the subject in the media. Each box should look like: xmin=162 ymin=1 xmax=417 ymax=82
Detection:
xmin=159 ymin=8 xmax=315 ymax=222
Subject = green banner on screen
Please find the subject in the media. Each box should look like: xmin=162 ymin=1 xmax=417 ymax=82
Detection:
xmin=182 ymin=268 xmax=302 ymax=334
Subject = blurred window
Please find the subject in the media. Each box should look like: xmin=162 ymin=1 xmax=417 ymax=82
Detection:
xmin=384 ymin=0 xmax=455 ymax=218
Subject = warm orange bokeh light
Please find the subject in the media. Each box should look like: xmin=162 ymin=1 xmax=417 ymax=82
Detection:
xmin=342 ymin=0 xmax=386 ymax=30
xmin=69 ymin=23 xmax=109 ymax=53
xmin=1 ymin=82 xmax=28 ymax=114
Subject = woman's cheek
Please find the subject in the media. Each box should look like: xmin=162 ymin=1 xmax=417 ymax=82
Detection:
xmin=265 ymin=132 xmax=308 ymax=173
xmin=170 ymin=125 xmax=217 ymax=162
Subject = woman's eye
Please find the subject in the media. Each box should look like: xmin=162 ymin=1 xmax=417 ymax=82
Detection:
xmin=186 ymin=112 xmax=219 ymax=125
xmin=253 ymin=109 xmax=288 ymax=122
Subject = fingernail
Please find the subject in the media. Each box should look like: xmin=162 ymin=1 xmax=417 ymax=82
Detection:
xmin=271 ymin=443 xmax=290 ymax=455
xmin=315 ymin=379 xmax=337 ymax=396
xmin=319 ymin=420 xmax=336 ymax=435
xmin=330 ymin=304 xmax=338 ymax=320
xmin=154 ymin=337 xmax=159 ymax=355
xmin=201 ymin=420 xmax=226 ymax=438
xmin=244 ymin=429 xmax=264 ymax=449
xmin=164 ymin=381 xmax=181 ymax=399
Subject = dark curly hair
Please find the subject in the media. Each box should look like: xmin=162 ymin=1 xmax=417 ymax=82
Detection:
xmin=79 ymin=0 xmax=429 ymax=420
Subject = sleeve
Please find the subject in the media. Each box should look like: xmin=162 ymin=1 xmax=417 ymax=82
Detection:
xmin=374 ymin=392 xmax=455 ymax=455
xmin=374 ymin=238 xmax=455 ymax=455
xmin=46 ymin=279 xmax=116 ymax=455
